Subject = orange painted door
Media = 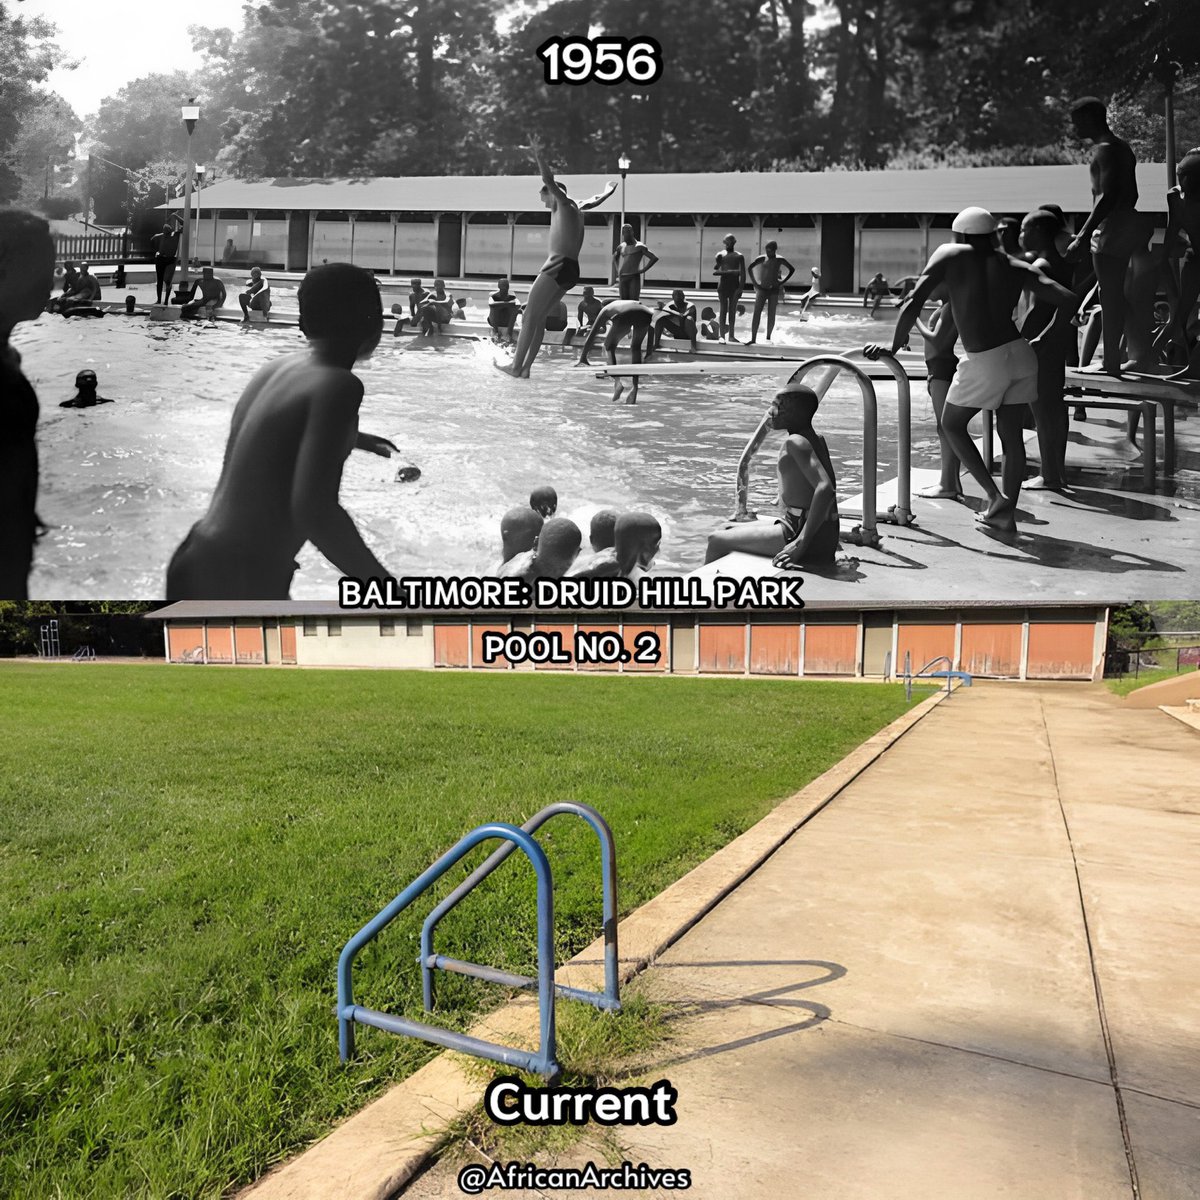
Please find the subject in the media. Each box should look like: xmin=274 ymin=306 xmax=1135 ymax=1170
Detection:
xmin=803 ymin=624 xmax=858 ymax=675
xmin=532 ymin=621 xmax=574 ymax=670
xmin=960 ymin=622 xmax=1021 ymax=678
xmin=204 ymin=625 xmax=233 ymax=664
xmin=749 ymin=624 xmax=800 ymax=675
xmin=434 ymin=624 xmax=470 ymax=667
xmin=234 ymin=622 xmax=264 ymax=664
xmin=1027 ymin=622 xmax=1096 ymax=679
xmin=622 ymin=623 xmax=668 ymax=672
xmin=575 ymin=624 xmax=622 ymax=671
xmin=698 ymin=624 xmax=746 ymax=673
xmin=896 ymin=621 xmax=956 ymax=675
xmin=471 ymin=623 xmax=511 ymax=669
xmin=167 ymin=625 xmax=204 ymax=663
xmin=280 ymin=623 xmax=297 ymax=663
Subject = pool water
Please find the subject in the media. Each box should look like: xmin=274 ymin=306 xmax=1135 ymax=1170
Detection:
xmin=14 ymin=311 xmax=932 ymax=599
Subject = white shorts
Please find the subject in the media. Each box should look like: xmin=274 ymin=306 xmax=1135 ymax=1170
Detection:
xmin=945 ymin=338 xmax=1038 ymax=412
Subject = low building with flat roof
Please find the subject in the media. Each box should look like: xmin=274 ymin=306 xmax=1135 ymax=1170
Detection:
xmin=149 ymin=600 xmax=1109 ymax=682
xmin=161 ymin=164 xmax=1172 ymax=294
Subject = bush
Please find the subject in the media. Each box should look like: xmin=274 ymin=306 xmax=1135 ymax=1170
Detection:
xmin=37 ymin=195 xmax=80 ymax=219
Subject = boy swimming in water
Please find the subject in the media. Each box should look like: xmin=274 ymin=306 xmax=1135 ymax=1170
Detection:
xmin=166 ymin=263 xmax=396 ymax=599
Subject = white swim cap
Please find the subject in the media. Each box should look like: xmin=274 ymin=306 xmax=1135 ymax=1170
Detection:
xmin=952 ymin=207 xmax=997 ymax=235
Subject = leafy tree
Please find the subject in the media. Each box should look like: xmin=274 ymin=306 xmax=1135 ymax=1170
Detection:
xmin=7 ymin=93 xmax=80 ymax=209
xmin=85 ymin=71 xmax=226 ymax=223
xmin=206 ymin=1 xmax=498 ymax=176
xmin=1108 ymin=603 xmax=1159 ymax=651
xmin=130 ymin=0 xmax=1199 ymax=185
xmin=0 ymin=2 xmax=64 ymax=202
xmin=1146 ymin=601 xmax=1200 ymax=633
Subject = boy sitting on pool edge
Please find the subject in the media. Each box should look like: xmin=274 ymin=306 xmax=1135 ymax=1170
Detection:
xmin=166 ymin=263 xmax=398 ymax=599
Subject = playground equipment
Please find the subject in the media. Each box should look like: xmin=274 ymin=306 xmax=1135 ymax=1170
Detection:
xmin=337 ymin=802 xmax=618 ymax=1080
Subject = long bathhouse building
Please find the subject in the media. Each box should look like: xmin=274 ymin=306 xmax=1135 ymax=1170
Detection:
xmin=164 ymin=164 xmax=1174 ymax=293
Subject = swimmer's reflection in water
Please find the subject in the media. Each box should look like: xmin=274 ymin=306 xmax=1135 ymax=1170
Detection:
xmin=60 ymin=370 xmax=114 ymax=409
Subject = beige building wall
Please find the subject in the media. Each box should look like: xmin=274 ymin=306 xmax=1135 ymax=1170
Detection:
xmin=293 ymin=616 xmax=435 ymax=669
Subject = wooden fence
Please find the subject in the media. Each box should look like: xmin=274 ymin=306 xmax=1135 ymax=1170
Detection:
xmin=54 ymin=231 xmax=135 ymax=263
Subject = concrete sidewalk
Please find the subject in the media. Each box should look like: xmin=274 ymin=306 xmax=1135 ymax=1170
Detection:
xmin=405 ymin=683 xmax=1200 ymax=1199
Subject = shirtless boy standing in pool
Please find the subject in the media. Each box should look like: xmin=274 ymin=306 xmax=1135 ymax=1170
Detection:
xmin=166 ymin=263 xmax=397 ymax=599
xmin=498 ymin=137 xmax=616 ymax=379
xmin=705 ymin=381 xmax=840 ymax=567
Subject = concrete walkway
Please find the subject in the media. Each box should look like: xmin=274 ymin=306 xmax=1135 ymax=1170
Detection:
xmin=404 ymin=683 xmax=1200 ymax=1199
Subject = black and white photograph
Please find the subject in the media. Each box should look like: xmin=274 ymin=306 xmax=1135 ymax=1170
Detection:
xmin=4 ymin=0 xmax=1200 ymax=601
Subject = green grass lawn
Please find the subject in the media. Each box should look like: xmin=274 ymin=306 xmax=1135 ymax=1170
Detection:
xmin=0 ymin=664 xmax=919 ymax=1198
xmin=1105 ymin=665 xmax=1198 ymax=696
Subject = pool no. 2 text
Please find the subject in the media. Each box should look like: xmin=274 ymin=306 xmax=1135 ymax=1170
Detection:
xmin=481 ymin=630 xmax=661 ymax=666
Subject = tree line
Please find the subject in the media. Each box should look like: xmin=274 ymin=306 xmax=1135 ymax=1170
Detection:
xmin=3 ymin=0 xmax=1199 ymax=222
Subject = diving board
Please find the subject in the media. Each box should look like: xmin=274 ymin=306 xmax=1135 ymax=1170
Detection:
xmin=599 ymin=356 xmax=926 ymax=382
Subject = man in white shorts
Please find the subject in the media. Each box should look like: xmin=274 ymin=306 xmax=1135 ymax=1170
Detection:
xmin=866 ymin=207 xmax=1078 ymax=531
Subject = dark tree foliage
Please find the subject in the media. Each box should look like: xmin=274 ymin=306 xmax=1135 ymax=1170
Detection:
xmin=0 ymin=2 xmax=63 ymax=202
xmin=62 ymin=0 xmax=1200 ymax=186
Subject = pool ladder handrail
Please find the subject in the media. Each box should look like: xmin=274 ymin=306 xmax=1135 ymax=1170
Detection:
xmin=421 ymin=801 xmax=619 ymax=1016
xmin=902 ymin=652 xmax=974 ymax=701
xmin=730 ymin=349 xmax=914 ymax=549
xmin=338 ymin=822 xmax=560 ymax=1076
xmin=337 ymin=803 xmax=619 ymax=1080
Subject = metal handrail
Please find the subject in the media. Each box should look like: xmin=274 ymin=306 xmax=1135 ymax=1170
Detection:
xmin=421 ymin=801 xmax=619 ymax=1015
xmin=337 ymin=822 xmax=559 ymax=1076
xmin=729 ymin=348 xmax=915 ymax=543
xmin=904 ymin=652 xmax=972 ymax=700
xmin=869 ymin=351 xmax=914 ymax=527
xmin=731 ymin=354 xmax=882 ymax=549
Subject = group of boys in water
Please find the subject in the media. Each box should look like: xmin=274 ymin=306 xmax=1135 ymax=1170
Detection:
xmin=4 ymin=98 xmax=1200 ymax=599
xmin=490 ymin=486 xmax=662 ymax=582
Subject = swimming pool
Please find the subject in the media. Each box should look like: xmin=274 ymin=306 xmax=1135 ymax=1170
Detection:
xmin=15 ymin=310 xmax=932 ymax=599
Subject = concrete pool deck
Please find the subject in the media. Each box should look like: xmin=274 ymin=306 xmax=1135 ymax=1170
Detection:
xmin=693 ymin=408 xmax=1200 ymax=604
xmin=400 ymin=682 xmax=1200 ymax=1199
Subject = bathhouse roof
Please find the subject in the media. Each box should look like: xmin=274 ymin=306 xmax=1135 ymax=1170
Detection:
xmin=163 ymin=164 xmax=1173 ymax=216
xmin=148 ymin=600 xmax=1104 ymax=620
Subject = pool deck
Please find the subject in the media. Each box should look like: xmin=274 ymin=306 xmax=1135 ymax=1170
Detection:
xmin=692 ymin=419 xmax=1200 ymax=604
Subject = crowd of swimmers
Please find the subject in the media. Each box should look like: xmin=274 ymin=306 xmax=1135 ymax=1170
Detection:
xmin=5 ymin=99 xmax=1200 ymax=599
xmin=491 ymin=487 xmax=663 ymax=582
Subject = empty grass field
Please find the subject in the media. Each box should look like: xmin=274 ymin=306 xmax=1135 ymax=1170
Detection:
xmin=0 ymin=663 xmax=920 ymax=1198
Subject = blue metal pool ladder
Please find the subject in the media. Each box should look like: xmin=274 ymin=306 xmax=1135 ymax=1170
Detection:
xmin=903 ymin=652 xmax=973 ymax=701
xmin=337 ymin=802 xmax=619 ymax=1079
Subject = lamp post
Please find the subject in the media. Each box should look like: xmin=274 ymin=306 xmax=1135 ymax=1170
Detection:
xmin=618 ymin=153 xmax=630 ymax=233
xmin=195 ymin=164 xmax=206 ymax=264
xmin=1151 ymin=52 xmax=1181 ymax=188
xmin=177 ymin=99 xmax=200 ymax=301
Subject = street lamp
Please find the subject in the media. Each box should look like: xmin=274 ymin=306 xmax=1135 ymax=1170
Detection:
xmin=195 ymin=164 xmax=207 ymax=264
xmin=618 ymin=153 xmax=631 ymax=234
xmin=177 ymin=99 xmax=200 ymax=300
